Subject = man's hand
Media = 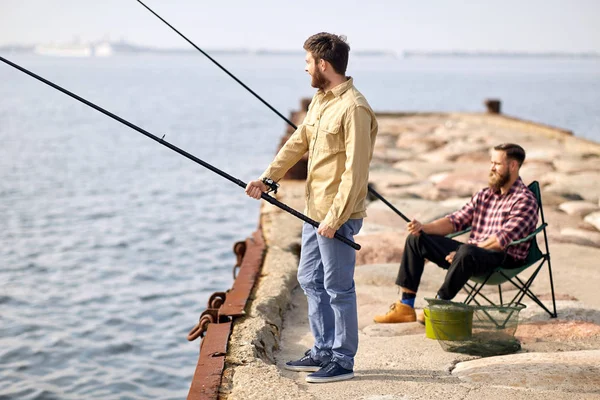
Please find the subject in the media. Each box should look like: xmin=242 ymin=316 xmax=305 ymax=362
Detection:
xmin=317 ymin=222 xmax=336 ymax=238
xmin=245 ymin=180 xmax=268 ymax=199
xmin=476 ymin=235 xmax=503 ymax=251
xmin=407 ymin=219 xmax=424 ymax=236
xmin=445 ymin=251 xmax=456 ymax=264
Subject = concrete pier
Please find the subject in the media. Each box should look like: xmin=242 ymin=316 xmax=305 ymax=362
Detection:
xmin=219 ymin=105 xmax=600 ymax=399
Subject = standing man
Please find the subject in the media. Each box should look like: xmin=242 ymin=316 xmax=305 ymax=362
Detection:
xmin=245 ymin=32 xmax=378 ymax=383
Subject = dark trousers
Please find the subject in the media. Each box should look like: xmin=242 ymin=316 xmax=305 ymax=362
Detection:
xmin=396 ymin=234 xmax=521 ymax=300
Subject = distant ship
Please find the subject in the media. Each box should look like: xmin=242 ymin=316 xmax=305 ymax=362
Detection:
xmin=34 ymin=42 xmax=91 ymax=57
xmin=33 ymin=41 xmax=113 ymax=57
xmin=92 ymin=42 xmax=114 ymax=57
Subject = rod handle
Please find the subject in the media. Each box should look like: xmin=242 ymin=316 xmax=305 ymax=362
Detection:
xmin=259 ymin=191 xmax=361 ymax=250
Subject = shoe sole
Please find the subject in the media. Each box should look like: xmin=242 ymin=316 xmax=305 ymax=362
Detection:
xmin=284 ymin=365 xmax=321 ymax=372
xmin=373 ymin=319 xmax=417 ymax=323
xmin=305 ymin=372 xmax=354 ymax=383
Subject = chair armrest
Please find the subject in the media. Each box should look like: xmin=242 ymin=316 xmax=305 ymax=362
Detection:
xmin=447 ymin=227 xmax=472 ymax=239
xmin=506 ymin=223 xmax=547 ymax=247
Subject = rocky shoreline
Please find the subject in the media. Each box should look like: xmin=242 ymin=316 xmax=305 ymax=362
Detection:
xmin=218 ymin=104 xmax=600 ymax=399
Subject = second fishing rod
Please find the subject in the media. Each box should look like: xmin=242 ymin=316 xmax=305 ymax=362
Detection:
xmin=136 ymin=0 xmax=451 ymax=259
xmin=136 ymin=0 xmax=400 ymax=214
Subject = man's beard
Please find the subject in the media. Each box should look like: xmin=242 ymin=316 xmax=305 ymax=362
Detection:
xmin=489 ymin=170 xmax=510 ymax=191
xmin=311 ymin=68 xmax=330 ymax=90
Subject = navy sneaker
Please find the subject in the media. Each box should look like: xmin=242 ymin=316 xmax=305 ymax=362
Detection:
xmin=305 ymin=361 xmax=354 ymax=383
xmin=284 ymin=350 xmax=326 ymax=372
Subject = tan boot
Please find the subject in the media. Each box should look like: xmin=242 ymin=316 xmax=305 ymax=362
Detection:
xmin=373 ymin=301 xmax=417 ymax=323
xmin=416 ymin=309 xmax=425 ymax=325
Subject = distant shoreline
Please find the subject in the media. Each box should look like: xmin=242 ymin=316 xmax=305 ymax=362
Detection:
xmin=403 ymin=51 xmax=600 ymax=59
xmin=1 ymin=42 xmax=599 ymax=59
xmin=0 ymin=42 xmax=395 ymax=58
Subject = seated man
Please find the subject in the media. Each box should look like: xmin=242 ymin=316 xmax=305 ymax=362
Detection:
xmin=374 ymin=143 xmax=539 ymax=323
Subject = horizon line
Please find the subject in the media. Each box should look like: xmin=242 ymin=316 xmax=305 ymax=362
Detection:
xmin=1 ymin=40 xmax=599 ymax=57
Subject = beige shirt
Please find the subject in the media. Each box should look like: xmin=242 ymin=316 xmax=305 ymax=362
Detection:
xmin=261 ymin=78 xmax=378 ymax=230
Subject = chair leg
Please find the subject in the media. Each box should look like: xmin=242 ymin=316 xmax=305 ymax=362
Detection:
xmin=464 ymin=275 xmax=497 ymax=306
xmin=546 ymin=257 xmax=558 ymax=318
xmin=498 ymin=285 xmax=503 ymax=305
xmin=503 ymin=267 xmax=556 ymax=318
xmin=462 ymin=282 xmax=477 ymax=304
xmin=541 ymin=224 xmax=558 ymax=318
xmin=469 ymin=289 xmax=497 ymax=306
xmin=512 ymin=269 xmax=540 ymax=304
xmin=514 ymin=275 xmax=556 ymax=317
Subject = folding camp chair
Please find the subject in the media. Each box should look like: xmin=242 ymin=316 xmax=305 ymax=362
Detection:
xmin=447 ymin=180 xmax=557 ymax=318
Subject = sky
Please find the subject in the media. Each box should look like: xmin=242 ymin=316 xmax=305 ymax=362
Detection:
xmin=0 ymin=0 xmax=599 ymax=54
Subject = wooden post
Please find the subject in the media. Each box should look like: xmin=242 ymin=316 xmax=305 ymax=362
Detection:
xmin=301 ymin=97 xmax=311 ymax=112
xmin=485 ymin=99 xmax=502 ymax=114
xmin=277 ymin=98 xmax=311 ymax=180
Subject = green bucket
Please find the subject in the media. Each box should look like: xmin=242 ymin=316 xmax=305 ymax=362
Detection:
xmin=424 ymin=305 xmax=473 ymax=341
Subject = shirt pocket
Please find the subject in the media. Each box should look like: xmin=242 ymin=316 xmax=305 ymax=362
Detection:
xmin=317 ymin=118 xmax=344 ymax=154
xmin=303 ymin=120 xmax=316 ymax=152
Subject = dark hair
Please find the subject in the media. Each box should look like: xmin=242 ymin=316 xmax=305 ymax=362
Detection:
xmin=303 ymin=32 xmax=350 ymax=75
xmin=494 ymin=143 xmax=526 ymax=167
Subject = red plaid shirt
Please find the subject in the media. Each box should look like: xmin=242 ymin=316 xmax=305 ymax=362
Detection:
xmin=446 ymin=177 xmax=539 ymax=261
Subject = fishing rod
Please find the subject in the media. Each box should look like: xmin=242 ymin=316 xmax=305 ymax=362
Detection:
xmin=136 ymin=0 xmax=295 ymax=128
xmin=0 ymin=56 xmax=360 ymax=250
xmin=367 ymin=184 xmax=411 ymax=223
xmin=135 ymin=1 xmax=450 ymax=257
xmin=367 ymin=184 xmax=453 ymax=262
xmin=135 ymin=0 xmax=398 ymax=214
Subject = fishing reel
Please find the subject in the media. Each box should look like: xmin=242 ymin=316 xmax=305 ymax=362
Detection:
xmin=262 ymin=178 xmax=280 ymax=195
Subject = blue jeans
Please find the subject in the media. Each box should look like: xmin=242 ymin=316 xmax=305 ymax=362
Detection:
xmin=297 ymin=219 xmax=363 ymax=370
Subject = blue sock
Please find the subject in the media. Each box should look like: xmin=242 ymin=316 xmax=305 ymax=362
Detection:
xmin=401 ymin=298 xmax=415 ymax=308
xmin=401 ymin=292 xmax=416 ymax=308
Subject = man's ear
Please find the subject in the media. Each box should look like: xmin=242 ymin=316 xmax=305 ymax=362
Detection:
xmin=318 ymin=58 xmax=327 ymax=72
xmin=510 ymin=160 xmax=519 ymax=173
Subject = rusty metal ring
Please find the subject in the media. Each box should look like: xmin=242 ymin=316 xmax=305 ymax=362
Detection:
xmin=187 ymin=322 xmax=202 ymax=342
xmin=208 ymin=292 xmax=227 ymax=309
xmin=233 ymin=241 xmax=247 ymax=267
xmin=187 ymin=313 xmax=215 ymax=341
xmin=197 ymin=314 xmax=213 ymax=338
